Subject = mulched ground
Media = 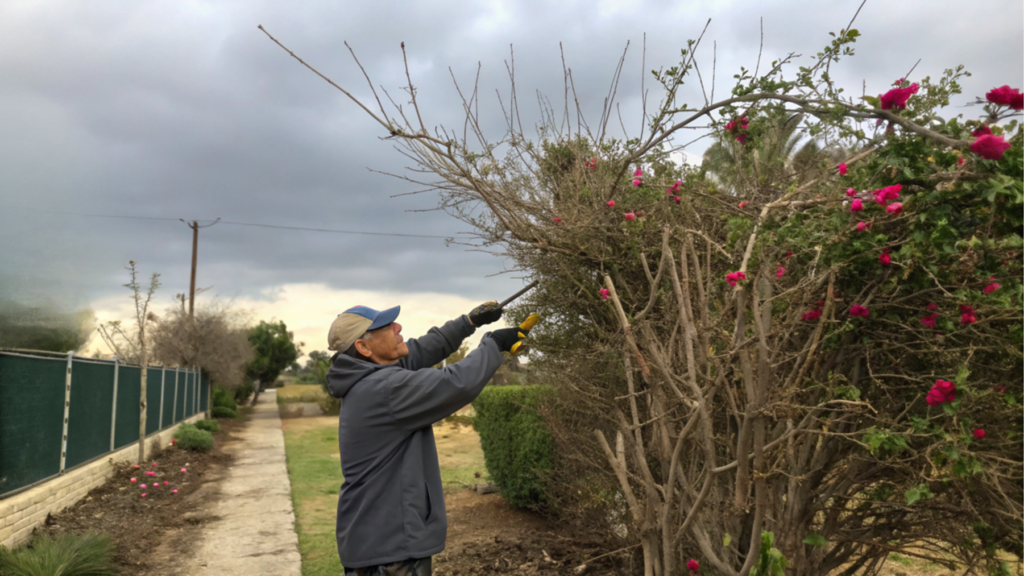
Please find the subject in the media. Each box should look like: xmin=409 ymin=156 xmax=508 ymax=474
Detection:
xmin=33 ymin=412 xmax=246 ymax=575
xmin=436 ymin=489 xmax=634 ymax=575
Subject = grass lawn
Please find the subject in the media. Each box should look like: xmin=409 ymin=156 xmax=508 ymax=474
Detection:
xmin=277 ymin=384 xmax=328 ymax=404
xmin=282 ymin=414 xmax=486 ymax=575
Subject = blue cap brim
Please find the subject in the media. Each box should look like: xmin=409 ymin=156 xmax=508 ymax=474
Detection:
xmin=367 ymin=305 xmax=400 ymax=331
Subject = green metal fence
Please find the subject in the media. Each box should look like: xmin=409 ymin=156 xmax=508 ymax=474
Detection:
xmin=0 ymin=350 xmax=208 ymax=498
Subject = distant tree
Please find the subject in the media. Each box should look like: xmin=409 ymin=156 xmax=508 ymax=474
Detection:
xmin=0 ymin=301 xmax=94 ymax=352
xmin=433 ymin=342 xmax=470 ymax=369
xmin=245 ymin=320 xmax=299 ymax=404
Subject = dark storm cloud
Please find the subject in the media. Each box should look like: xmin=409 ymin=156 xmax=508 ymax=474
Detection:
xmin=1 ymin=0 xmax=1020 ymax=309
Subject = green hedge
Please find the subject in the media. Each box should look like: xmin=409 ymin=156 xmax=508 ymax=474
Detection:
xmin=174 ymin=423 xmax=214 ymax=451
xmin=212 ymin=387 xmax=237 ymax=410
xmin=194 ymin=419 xmax=221 ymax=433
xmin=211 ymin=406 xmax=238 ymax=419
xmin=0 ymin=532 xmax=116 ymax=576
xmin=472 ymin=385 xmax=553 ymax=510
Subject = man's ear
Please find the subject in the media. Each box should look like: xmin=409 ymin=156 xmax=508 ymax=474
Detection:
xmin=354 ymin=339 xmax=373 ymax=358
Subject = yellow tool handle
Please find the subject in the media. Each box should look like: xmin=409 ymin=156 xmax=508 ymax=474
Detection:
xmin=510 ymin=314 xmax=540 ymax=355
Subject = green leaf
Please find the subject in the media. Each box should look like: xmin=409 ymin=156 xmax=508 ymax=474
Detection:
xmin=724 ymin=533 xmax=732 ymax=547
xmin=860 ymin=95 xmax=880 ymax=108
xmin=803 ymin=533 xmax=828 ymax=547
xmin=906 ymin=484 xmax=934 ymax=505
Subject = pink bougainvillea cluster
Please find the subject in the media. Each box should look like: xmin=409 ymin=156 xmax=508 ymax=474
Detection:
xmin=849 ymin=304 xmax=870 ymax=318
xmin=725 ymin=270 xmax=746 ymax=288
xmin=725 ymin=116 xmax=750 ymax=145
xmin=925 ymin=379 xmax=956 ymax=406
xmin=632 ymin=166 xmax=643 ymax=187
xmin=583 ymin=156 xmax=599 ymax=170
xmin=801 ymin=301 xmax=825 ymax=321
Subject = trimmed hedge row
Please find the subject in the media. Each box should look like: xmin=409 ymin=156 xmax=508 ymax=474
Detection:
xmin=472 ymin=385 xmax=553 ymax=510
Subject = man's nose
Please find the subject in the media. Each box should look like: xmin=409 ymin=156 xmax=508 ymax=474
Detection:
xmin=393 ymin=322 xmax=402 ymax=334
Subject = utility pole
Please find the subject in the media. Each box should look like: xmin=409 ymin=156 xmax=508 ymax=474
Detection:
xmin=180 ymin=218 xmax=219 ymax=418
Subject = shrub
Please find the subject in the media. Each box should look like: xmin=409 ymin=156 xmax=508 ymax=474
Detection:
xmin=0 ymin=532 xmax=116 ymax=576
xmin=173 ymin=423 xmax=214 ymax=451
xmin=211 ymin=406 xmax=238 ymax=419
xmin=233 ymin=381 xmax=254 ymax=404
xmin=212 ymin=387 xmax=236 ymax=410
xmin=194 ymin=419 xmax=221 ymax=433
xmin=472 ymin=385 xmax=554 ymax=510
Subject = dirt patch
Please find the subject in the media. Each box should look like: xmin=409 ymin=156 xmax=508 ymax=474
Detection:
xmin=436 ymin=489 xmax=630 ymax=575
xmin=32 ymin=412 xmax=247 ymax=575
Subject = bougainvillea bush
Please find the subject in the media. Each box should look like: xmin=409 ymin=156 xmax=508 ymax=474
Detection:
xmin=263 ymin=18 xmax=1022 ymax=576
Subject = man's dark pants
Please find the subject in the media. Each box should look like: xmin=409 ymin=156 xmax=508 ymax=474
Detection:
xmin=343 ymin=557 xmax=431 ymax=576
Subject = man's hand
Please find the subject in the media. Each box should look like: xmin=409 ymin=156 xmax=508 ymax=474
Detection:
xmin=468 ymin=301 xmax=503 ymax=327
xmin=486 ymin=327 xmax=527 ymax=353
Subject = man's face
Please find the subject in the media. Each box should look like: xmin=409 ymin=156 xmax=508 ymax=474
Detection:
xmin=357 ymin=322 xmax=409 ymax=365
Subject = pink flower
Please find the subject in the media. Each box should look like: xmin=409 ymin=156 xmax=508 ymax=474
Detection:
xmin=837 ymin=163 xmax=848 ymax=175
xmin=735 ymin=134 xmax=749 ymax=145
xmin=879 ymin=253 xmax=891 ymax=266
xmin=687 ymin=559 xmax=700 ymax=572
xmin=972 ymin=125 xmax=993 ymax=137
xmin=926 ymin=379 xmax=957 ymax=406
xmin=740 ymin=117 xmax=749 ymax=130
xmin=983 ymin=282 xmax=1000 ymax=294
xmin=849 ymin=305 xmax=869 ymax=317
xmin=738 ymin=201 xmax=748 ymax=208
xmin=785 ymin=251 xmax=794 ymax=258
xmin=927 ymin=302 xmax=938 ymax=311
xmin=599 ymin=288 xmax=610 ymax=300
xmin=181 ymin=468 xmax=187 ymax=473
xmin=585 ymin=157 xmax=598 ymax=169
xmin=957 ymin=156 xmax=965 ymax=166
xmin=552 ymin=217 xmax=562 ymax=223
xmin=886 ymin=202 xmax=903 ymax=215
xmin=850 ymin=199 xmax=863 ymax=212
xmin=879 ymin=184 xmax=901 ymax=201
xmin=673 ymin=196 xmax=681 ymax=203
xmin=133 ymin=465 xmax=140 ymax=469
xmin=879 ymin=83 xmax=920 ymax=110
xmin=130 ymin=478 xmax=137 ymax=483
xmin=959 ymin=305 xmax=974 ymax=315
xmin=164 ymin=481 xmax=169 ymax=486
xmin=725 ymin=120 xmax=737 ymax=131
xmin=152 ymin=462 xmax=158 ymax=466
xmin=606 ymin=200 xmax=615 ymax=208
xmin=971 ymin=134 xmax=1012 ymax=160
xmin=801 ymin=309 xmax=822 ymax=321
xmin=633 ymin=167 xmax=642 ymax=177
xmin=920 ymin=313 xmax=939 ymax=329
xmin=141 ymin=484 xmax=147 ymax=489
xmin=856 ymin=221 xmax=870 ymax=232
xmin=624 ymin=212 xmax=636 ymax=221
xmin=994 ymin=385 xmax=1007 ymax=393
xmin=961 ymin=312 xmax=977 ymax=325
xmin=893 ymin=78 xmax=905 ymax=86
xmin=725 ymin=271 xmax=747 ymax=287
xmin=846 ymin=188 xmax=857 ymax=197
xmin=632 ymin=179 xmax=642 ymax=187
xmin=973 ymin=428 xmax=986 ymax=439
xmin=986 ymin=85 xmax=1023 ymax=109
xmin=172 ymin=489 xmax=178 ymax=494
xmin=776 ymin=267 xmax=786 ymax=278
xmin=141 ymin=493 xmax=147 ymax=498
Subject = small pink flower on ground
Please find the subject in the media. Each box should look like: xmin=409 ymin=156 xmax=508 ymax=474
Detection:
xmin=879 ymin=83 xmax=920 ymax=110
xmin=673 ymin=196 xmax=681 ymax=203
xmin=171 ymin=439 xmax=177 ymax=445
xmin=553 ymin=217 xmax=562 ymax=223
xmin=845 ymin=188 xmax=856 ymax=197
xmin=632 ymin=179 xmax=642 ymax=187
xmin=879 ymin=253 xmax=891 ymax=266
xmin=130 ymin=478 xmax=137 ymax=483
xmin=172 ymin=489 xmax=178 ymax=494
xmin=606 ymin=200 xmax=615 ymax=208
xmin=927 ymin=302 xmax=938 ymax=311
xmin=141 ymin=484 xmax=147 ymax=489
xmin=849 ymin=305 xmax=869 ymax=317
xmin=776 ymin=267 xmax=786 ymax=278
xmin=133 ymin=465 xmax=140 ymax=469
xmin=973 ymin=428 xmax=986 ymax=439
xmin=957 ymin=156 xmax=965 ymax=165
xmin=624 ymin=212 xmax=636 ymax=221
xmin=141 ymin=493 xmax=147 ymax=498
xmin=687 ymin=559 xmax=700 ymax=572
xmin=634 ymin=167 xmax=642 ymax=177
xmin=181 ymin=468 xmax=187 ymax=473
xmin=151 ymin=483 xmax=158 ymax=488
xmin=152 ymin=462 xmax=157 ymax=466
xmin=971 ymin=134 xmax=1013 ymax=160
xmin=986 ymin=85 xmax=1023 ymax=109
xmin=920 ymin=313 xmax=939 ymax=329
xmin=856 ymin=221 xmax=870 ymax=232
xmin=983 ymin=282 xmax=1001 ymax=294
xmin=886 ymin=202 xmax=903 ymax=215
xmin=850 ymin=199 xmax=863 ymax=212
xmin=164 ymin=481 xmax=169 ymax=486
xmin=738 ymin=201 xmax=748 ymax=208
xmin=972 ymin=125 xmax=993 ymax=137
xmin=599 ymin=288 xmax=610 ymax=300
xmin=785 ymin=251 xmax=793 ymax=258
xmin=837 ymin=163 xmax=848 ymax=175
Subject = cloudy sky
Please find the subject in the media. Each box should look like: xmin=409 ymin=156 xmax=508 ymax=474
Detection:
xmin=1 ymin=0 xmax=1021 ymax=359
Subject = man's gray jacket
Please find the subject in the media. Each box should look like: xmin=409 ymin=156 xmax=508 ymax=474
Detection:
xmin=326 ymin=316 xmax=504 ymax=568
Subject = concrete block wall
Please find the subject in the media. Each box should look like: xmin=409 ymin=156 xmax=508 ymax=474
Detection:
xmin=0 ymin=413 xmax=205 ymax=549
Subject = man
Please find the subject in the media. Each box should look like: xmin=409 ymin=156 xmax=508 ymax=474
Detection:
xmin=325 ymin=302 xmax=527 ymax=575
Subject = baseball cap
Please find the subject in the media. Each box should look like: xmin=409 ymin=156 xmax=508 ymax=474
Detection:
xmin=327 ymin=305 xmax=401 ymax=351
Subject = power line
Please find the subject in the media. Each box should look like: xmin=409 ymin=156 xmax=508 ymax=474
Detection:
xmin=39 ymin=210 xmax=454 ymax=239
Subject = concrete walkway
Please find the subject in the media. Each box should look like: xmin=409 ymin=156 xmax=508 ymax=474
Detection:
xmin=186 ymin=389 xmax=302 ymax=575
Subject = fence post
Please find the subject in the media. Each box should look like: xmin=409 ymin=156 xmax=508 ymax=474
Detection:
xmin=59 ymin=351 xmax=73 ymax=474
xmin=109 ymin=359 xmax=120 ymax=451
xmin=172 ymin=368 xmax=179 ymax=423
xmin=159 ymin=367 xmax=166 ymax=429
xmin=193 ymin=368 xmax=199 ymax=415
